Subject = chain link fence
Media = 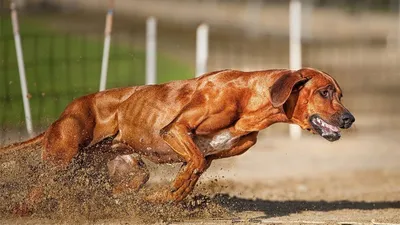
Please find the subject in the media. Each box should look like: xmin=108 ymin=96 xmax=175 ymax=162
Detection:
xmin=1 ymin=0 xmax=400 ymax=144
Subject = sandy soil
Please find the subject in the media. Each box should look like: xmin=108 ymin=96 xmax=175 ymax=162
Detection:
xmin=0 ymin=127 xmax=399 ymax=224
xmin=1 ymin=3 xmax=399 ymax=224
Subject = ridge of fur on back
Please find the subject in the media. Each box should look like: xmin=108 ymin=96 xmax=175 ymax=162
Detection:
xmin=0 ymin=132 xmax=45 ymax=154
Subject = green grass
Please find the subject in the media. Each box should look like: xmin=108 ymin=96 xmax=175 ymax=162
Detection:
xmin=0 ymin=16 xmax=194 ymax=126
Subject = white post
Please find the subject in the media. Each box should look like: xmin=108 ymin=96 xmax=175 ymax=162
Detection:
xmin=99 ymin=1 xmax=114 ymax=91
xmin=11 ymin=1 xmax=33 ymax=137
xmin=146 ymin=17 xmax=157 ymax=85
xmin=196 ymin=23 xmax=209 ymax=77
xmin=289 ymin=0 xmax=302 ymax=140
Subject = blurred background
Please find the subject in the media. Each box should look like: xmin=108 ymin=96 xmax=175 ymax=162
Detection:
xmin=1 ymin=1 xmax=400 ymax=222
xmin=0 ymin=0 xmax=399 ymax=144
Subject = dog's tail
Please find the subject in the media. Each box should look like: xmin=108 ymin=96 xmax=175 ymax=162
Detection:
xmin=0 ymin=132 xmax=45 ymax=154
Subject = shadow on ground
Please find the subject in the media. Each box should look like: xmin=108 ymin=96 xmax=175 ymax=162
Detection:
xmin=212 ymin=193 xmax=400 ymax=218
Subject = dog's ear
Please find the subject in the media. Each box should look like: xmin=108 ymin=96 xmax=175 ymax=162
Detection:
xmin=270 ymin=72 xmax=308 ymax=108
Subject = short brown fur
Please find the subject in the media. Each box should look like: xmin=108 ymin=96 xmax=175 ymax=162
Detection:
xmin=0 ymin=68 xmax=354 ymax=214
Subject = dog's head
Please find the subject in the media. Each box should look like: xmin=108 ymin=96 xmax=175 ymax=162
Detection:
xmin=270 ymin=68 xmax=355 ymax=142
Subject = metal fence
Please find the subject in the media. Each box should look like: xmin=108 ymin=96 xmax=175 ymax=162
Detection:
xmin=1 ymin=0 xmax=400 ymax=144
xmin=0 ymin=3 xmax=148 ymax=143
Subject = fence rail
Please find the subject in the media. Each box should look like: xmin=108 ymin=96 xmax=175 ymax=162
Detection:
xmin=1 ymin=0 xmax=400 ymax=144
xmin=0 ymin=27 xmax=149 ymax=143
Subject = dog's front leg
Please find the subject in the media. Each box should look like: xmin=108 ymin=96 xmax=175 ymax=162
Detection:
xmin=147 ymin=123 xmax=210 ymax=203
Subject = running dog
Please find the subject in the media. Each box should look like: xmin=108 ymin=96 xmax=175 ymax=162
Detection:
xmin=1 ymin=68 xmax=355 ymax=214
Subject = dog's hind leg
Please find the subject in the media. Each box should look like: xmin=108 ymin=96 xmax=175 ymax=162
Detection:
xmin=42 ymin=116 xmax=93 ymax=166
xmin=107 ymin=154 xmax=150 ymax=195
xmin=14 ymin=115 xmax=93 ymax=216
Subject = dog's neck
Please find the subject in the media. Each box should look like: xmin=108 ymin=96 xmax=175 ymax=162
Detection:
xmin=239 ymin=78 xmax=291 ymax=130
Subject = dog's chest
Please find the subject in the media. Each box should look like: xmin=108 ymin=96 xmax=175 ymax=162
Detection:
xmin=194 ymin=130 xmax=237 ymax=156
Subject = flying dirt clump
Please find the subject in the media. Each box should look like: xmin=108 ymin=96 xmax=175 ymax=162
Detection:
xmin=0 ymin=145 xmax=231 ymax=223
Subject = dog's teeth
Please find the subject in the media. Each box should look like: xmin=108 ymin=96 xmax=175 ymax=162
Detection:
xmin=313 ymin=117 xmax=340 ymax=133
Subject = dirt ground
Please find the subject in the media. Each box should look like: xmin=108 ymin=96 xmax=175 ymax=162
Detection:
xmin=1 ymin=3 xmax=399 ymax=224
xmin=0 ymin=125 xmax=399 ymax=225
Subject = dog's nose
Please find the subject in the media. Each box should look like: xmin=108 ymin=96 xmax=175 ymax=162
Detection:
xmin=340 ymin=112 xmax=355 ymax=129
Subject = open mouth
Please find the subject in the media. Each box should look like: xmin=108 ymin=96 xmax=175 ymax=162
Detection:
xmin=309 ymin=114 xmax=341 ymax=142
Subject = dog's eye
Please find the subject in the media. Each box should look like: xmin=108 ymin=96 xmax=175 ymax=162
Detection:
xmin=320 ymin=90 xmax=329 ymax=98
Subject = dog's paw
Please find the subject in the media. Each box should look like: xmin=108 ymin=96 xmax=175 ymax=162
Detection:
xmin=144 ymin=189 xmax=173 ymax=204
xmin=12 ymin=202 xmax=33 ymax=217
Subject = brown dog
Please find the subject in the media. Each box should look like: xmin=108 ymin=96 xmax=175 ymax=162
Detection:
xmin=1 ymin=68 xmax=354 ymax=212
